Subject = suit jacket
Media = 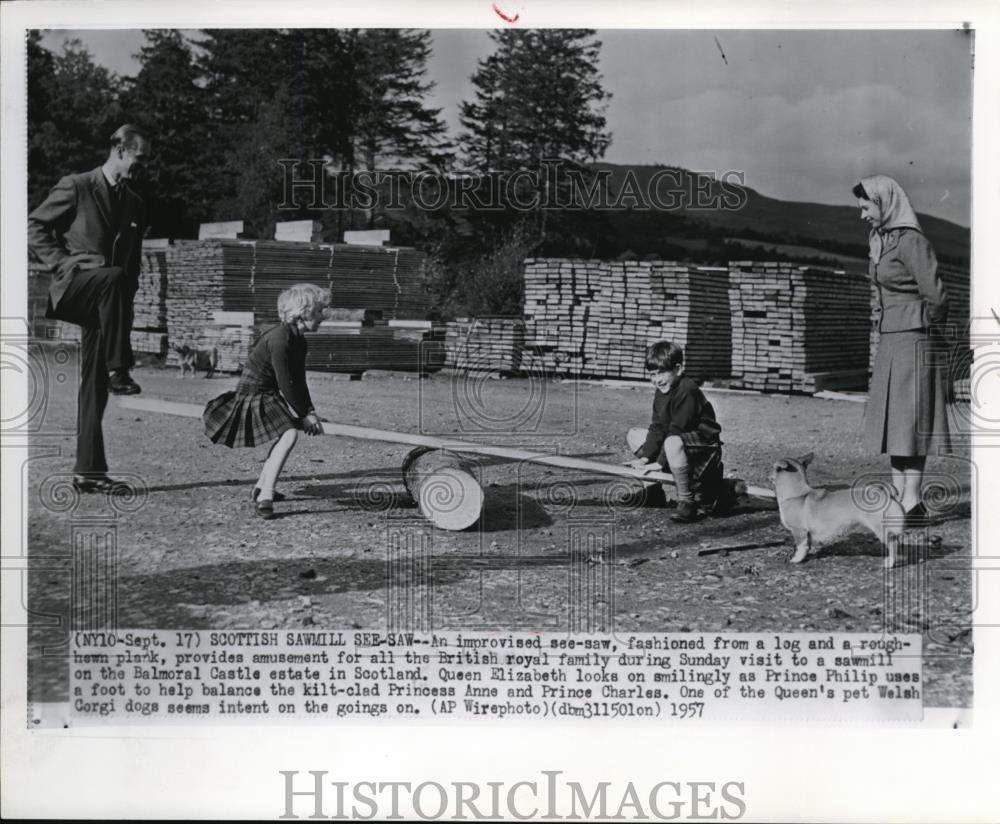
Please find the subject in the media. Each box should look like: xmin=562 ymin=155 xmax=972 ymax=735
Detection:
xmin=28 ymin=167 xmax=147 ymax=314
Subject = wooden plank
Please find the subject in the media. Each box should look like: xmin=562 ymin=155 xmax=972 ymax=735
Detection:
xmin=211 ymin=311 xmax=255 ymax=326
xmin=343 ymin=229 xmax=390 ymax=246
xmin=118 ymin=396 xmax=777 ymax=498
xmin=274 ymin=219 xmax=322 ymax=243
xmin=198 ymin=220 xmax=244 ymax=240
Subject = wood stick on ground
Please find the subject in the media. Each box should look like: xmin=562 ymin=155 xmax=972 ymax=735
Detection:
xmin=697 ymin=539 xmax=787 ymax=556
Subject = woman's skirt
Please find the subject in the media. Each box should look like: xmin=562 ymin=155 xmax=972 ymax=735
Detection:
xmin=203 ymin=391 xmax=300 ymax=448
xmin=863 ymin=329 xmax=952 ymax=456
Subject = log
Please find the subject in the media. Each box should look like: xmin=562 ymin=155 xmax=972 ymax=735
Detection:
xmin=118 ymin=396 xmax=776 ymax=498
xmin=401 ymin=447 xmax=483 ymax=530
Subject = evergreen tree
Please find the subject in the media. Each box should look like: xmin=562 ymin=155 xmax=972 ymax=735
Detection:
xmin=195 ymin=28 xmax=452 ymax=237
xmin=27 ymin=36 xmax=124 ymax=209
xmin=349 ymin=29 xmax=452 ymax=171
xmin=120 ymin=30 xmax=211 ymax=236
xmin=458 ymin=29 xmax=612 ymax=251
xmin=459 ymin=29 xmax=611 ymax=173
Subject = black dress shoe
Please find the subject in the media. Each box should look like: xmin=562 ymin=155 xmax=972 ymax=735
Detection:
xmin=252 ymin=487 xmax=285 ymax=502
xmin=73 ymin=475 xmax=120 ymax=493
xmin=904 ymin=502 xmax=933 ymax=528
xmin=109 ymin=371 xmax=141 ymax=395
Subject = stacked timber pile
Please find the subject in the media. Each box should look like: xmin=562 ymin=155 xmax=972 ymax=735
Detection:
xmin=165 ymin=240 xmax=229 ymax=365
xmin=26 ymin=264 xmax=83 ymax=343
xmin=27 ymin=265 xmax=64 ymax=341
xmin=444 ymin=318 xmax=524 ymax=373
xmin=30 ymin=245 xmax=169 ymax=354
xmin=306 ymin=320 xmax=445 ymax=374
xmin=940 ymin=266 xmax=972 ymax=388
xmin=522 ymin=259 xmax=732 ymax=379
xmin=522 ymin=259 xmax=601 ymax=375
xmin=162 ymin=239 xmax=434 ymax=374
xmin=131 ymin=247 xmax=169 ymax=356
xmin=728 ymin=262 xmax=870 ymax=393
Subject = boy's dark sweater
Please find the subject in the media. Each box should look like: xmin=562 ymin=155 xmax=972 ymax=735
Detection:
xmin=634 ymin=376 xmax=722 ymax=461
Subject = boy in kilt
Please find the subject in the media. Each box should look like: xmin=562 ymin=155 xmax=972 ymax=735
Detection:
xmin=625 ymin=340 xmax=725 ymax=522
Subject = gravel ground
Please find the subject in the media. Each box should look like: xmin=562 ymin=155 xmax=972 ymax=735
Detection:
xmin=27 ymin=360 xmax=974 ymax=707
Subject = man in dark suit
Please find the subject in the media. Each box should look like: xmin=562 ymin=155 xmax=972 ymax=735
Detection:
xmin=28 ymin=125 xmax=152 ymax=492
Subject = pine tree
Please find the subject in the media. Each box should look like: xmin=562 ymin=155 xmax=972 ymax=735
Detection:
xmin=27 ymin=36 xmax=124 ymax=209
xmin=459 ymin=30 xmax=611 ymax=174
xmin=195 ymin=28 xmax=452 ymax=237
xmin=458 ymin=29 xmax=612 ymax=251
xmin=120 ymin=30 xmax=211 ymax=236
xmin=349 ymin=29 xmax=452 ymax=171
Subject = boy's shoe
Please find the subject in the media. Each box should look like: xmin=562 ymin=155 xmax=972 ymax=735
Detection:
xmin=670 ymin=500 xmax=700 ymax=523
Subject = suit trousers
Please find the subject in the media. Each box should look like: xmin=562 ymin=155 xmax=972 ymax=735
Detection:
xmin=49 ymin=266 xmax=137 ymax=475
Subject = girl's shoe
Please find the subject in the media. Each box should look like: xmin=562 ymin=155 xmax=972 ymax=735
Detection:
xmin=255 ymin=499 xmax=275 ymax=519
xmin=252 ymin=487 xmax=285 ymax=502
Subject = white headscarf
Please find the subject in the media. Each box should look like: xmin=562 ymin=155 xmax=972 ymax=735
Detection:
xmin=856 ymin=175 xmax=923 ymax=262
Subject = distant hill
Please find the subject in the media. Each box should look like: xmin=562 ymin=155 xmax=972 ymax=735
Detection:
xmin=591 ymin=163 xmax=970 ymax=268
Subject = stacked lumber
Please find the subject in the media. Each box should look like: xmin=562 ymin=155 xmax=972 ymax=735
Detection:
xmin=131 ymin=247 xmax=168 ymax=356
xmin=444 ymin=318 xmax=524 ymax=373
xmin=522 ymin=259 xmax=732 ymax=380
xmin=305 ymin=323 xmax=446 ymax=374
xmin=27 ymin=265 xmax=60 ymax=340
xmin=161 ymin=239 xmax=435 ymax=374
xmin=165 ymin=240 xmax=230 ymax=365
xmin=29 ymin=247 xmax=167 ymax=355
xmin=940 ymin=266 xmax=972 ymax=386
xmin=522 ymin=259 xmax=602 ymax=375
xmin=728 ymin=262 xmax=870 ymax=393
xmin=212 ymin=241 xmax=430 ymax=322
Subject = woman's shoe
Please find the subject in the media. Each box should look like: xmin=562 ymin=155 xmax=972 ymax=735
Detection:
xmin=255 ymin=499 xmax=275 ymax=519
xmin=252 ymin=487 xmax=286 ymax=502
xmin=72 ymin=475 xmax=118 ymax=493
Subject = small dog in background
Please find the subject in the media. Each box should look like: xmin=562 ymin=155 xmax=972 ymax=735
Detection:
xmin=171 ymin=343 xmax=219 ymax=378
xmin=772 ymin=453 xmax=905 ymax=568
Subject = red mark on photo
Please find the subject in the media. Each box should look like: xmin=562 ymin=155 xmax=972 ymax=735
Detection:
xmin=493 ymin=3 xmax=520 ymax=23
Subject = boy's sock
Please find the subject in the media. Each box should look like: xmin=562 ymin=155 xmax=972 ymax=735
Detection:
xmin=669 ymin=453 xmax=693 ymax=504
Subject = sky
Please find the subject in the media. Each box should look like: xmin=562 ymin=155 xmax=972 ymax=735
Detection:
xmin=39 ymin=28 xmax=973 ymax=225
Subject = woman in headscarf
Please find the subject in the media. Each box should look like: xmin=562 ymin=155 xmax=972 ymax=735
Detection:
xmin=853 ymin=175 xmax=951 ymax=524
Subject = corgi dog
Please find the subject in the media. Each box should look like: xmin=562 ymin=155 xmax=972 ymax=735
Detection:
xmin=171 ymin=343 xmax=218 ymax=378
xmin=772 ymin=453 xmax=905 ymax=568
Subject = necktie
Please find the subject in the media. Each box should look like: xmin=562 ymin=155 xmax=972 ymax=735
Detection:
xmin=111 ymin=180 xmax=126 ymax=226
